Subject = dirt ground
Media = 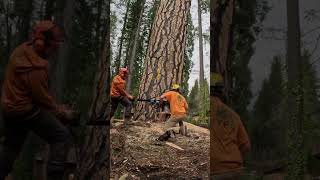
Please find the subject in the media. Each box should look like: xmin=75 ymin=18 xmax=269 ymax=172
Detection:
xmin=110 ymin=120 xmax=210 ymax=180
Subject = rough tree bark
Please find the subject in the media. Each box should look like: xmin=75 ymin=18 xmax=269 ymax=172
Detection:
xmin=133 ymin=0 xmax=191 ymax=121
xmin=76 ymin=1 xmax=111 ymax=179
xmin=50 ymin=0 xmax=75 ymax=101
xmin=126 ymin=0 xmax=146 ymax=91
xmin=286 ymin=0 xmax=304 ymax=178
xmin=211 ymin=0 xmax=235 ymax=103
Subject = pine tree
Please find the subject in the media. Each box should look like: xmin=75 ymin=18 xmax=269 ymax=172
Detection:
xmin=188 ymin=79 xmax=200 ymax=115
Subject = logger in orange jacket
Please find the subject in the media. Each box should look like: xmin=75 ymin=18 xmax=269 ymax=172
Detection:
xmin=0 ymin=21 xmax=76 ymax=180
xmin=210 ymin=73 xmax=251 ymax=179
xmin=157 ymin=84 xmax=188 ymax=141
xmin=110 ymin=67 xmax=134 ymax=122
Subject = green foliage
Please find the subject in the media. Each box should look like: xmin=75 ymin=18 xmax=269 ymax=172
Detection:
xmin=185 ymin=115 xmax=209 ymax=128
xmin=250 ymin=56 xmax=286 ymax=162
xmin=230 ymin=0 xmax=270 ymax=124
xmin=199 ymin=79 xmax=210 ymax=118
xmin=63 ymin=0 xmax=98 ymax=116
xmin=123 ymin=0 xmax=144 ymax=64
xmin=188 ymin=79 xmax=200 ymax=115
xmin=182 ymin=10 xmax=195 ymax=97
xmin=200 ymin=0 xmax=210 ymax=13
xmin=294 ymin=50 xmax=320 ymax=177
xmin=188 ymin=78 xmax=209 ymax=119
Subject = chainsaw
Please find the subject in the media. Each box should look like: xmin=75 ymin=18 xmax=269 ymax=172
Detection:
xmin=133 ymin=98 xmax=169 ymax=112
xmin=131 ymin=98 xmax=171 ymax=122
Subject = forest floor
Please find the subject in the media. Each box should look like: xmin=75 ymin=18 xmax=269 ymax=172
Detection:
xmin=110 ymin=119 xmax=210 ymax=180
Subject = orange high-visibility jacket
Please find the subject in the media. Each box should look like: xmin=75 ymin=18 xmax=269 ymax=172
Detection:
xmin=210 ymin=96 xmax=251 ymax=174
xmin=1 ymin=42 xmax=60 ymax=115
xmin=161 ymin=91 xmax=188 ymax=117
xmin=110 ymin=75 xmax=128 ymax=98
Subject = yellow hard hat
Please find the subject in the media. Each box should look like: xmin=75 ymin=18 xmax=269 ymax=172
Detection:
xmin=211 ymin=72 xmax=224 ymax=87
xmin=172 ymin=84 xmax=180 ymax=90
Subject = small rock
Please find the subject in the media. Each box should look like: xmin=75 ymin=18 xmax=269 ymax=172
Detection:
xmin=146 ymin=122 xmax=152 ymax=127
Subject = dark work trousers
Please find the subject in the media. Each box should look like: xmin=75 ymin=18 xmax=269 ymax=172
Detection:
xmin=0 ymin=108 xmax=72 ymax=180
xmin=110 ymin=96 xmax=132 ymax=119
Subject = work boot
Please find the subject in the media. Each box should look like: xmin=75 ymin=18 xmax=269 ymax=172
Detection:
xmin=157 ymin=131 xmax=171 ymax=141
xmin=179 ymin=125 xmax=184 ymax=135
xmin=184 ymin=125 xmax=188 ymax=136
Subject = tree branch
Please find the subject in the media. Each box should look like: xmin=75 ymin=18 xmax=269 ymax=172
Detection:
xmin=302 ymin=26 xmax=320 ymax=37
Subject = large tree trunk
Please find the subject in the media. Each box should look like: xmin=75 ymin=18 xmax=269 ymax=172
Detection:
xmin=211 ymin=0 xmax=235 ymax=103
xmin=126 ymin=0 xmax=146 ymax=91
xmin=286 ymin=0 xmax=304 ymax=178
xmin=76 ymin=1 xmax=111 ymax=179
xmin=115 ymin=0 xmax=131 ymax=74
xmin=50 ymin=0 xmax=75 ymax=101
xmin=198 ymin=0 xmax=204 ymax=85
xmin=133 ymin=0 xmax=191 ymax=121
xmin=76 ymin=29 xmax=111 ymax=180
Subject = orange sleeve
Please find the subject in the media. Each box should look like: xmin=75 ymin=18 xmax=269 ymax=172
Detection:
xmin=162 ymin=91 xmax=172 ymax=101
xmin=237 ymin=120 xmax=251 ymax=151
xmin=27 ymin=69 xmax=59 ymax=112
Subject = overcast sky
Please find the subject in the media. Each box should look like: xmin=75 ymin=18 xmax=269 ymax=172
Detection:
xmin=249 ymin=0 xmax=320 ymax=106
xmin=188 ymin=0 xmax=210 ymax=91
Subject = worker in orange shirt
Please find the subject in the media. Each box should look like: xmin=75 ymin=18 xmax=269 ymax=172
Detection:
xmin=0 ymin=21 xmax=76 ymax=180
xmin=110 ymin=67 xmax=134 ymax=124
xmin=157 ymin=84 xmax=188 ymax=141
xmin=210 ymin=73 xmax=251 ymax=179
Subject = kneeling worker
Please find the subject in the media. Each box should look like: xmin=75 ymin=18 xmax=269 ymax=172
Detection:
xmin=157 ymin=84 xmax=188 ymax=141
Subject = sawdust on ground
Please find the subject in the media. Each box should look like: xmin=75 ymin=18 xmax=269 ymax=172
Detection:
xmin=110 ymin=120 xmax=210 ymax=180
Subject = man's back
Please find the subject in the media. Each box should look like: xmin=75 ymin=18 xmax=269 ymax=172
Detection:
xmin=210 ymin=96 xmax=250 ymax=174
xmin=162 ymin=91 xmax=188 ymax=116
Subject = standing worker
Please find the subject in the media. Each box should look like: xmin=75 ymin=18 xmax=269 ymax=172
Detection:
xmin=157 ymin=84 xmax=188 ymax=141
xmin=210 ymin=73 xmax=251 ymax=179
xmin=0 ymin=21 xmax=77 ymax=180
xmin=110 ymin=67 xmax=134 ymax=125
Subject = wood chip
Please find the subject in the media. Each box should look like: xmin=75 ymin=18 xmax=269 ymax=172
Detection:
xmin=165 ymin=142 xmax=184 ymax=151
